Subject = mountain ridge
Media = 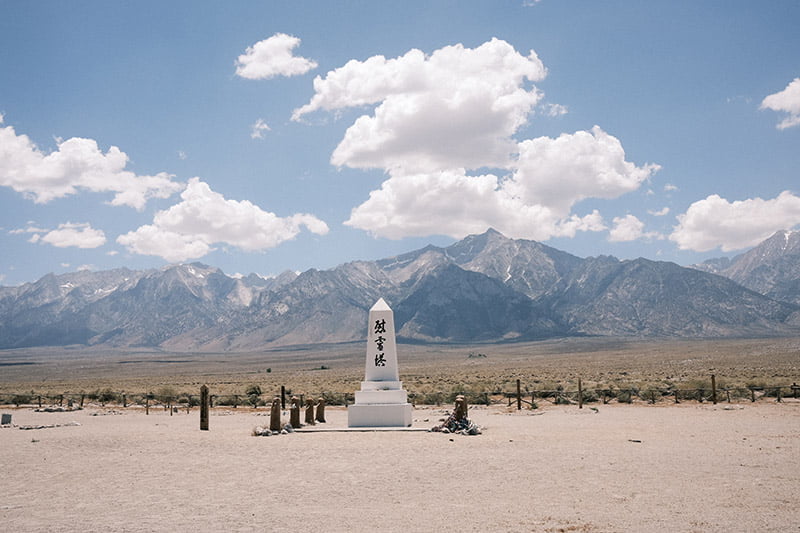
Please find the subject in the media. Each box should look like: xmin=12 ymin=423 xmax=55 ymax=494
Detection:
xmin=1 ymin=229 xmax=798 ymax=351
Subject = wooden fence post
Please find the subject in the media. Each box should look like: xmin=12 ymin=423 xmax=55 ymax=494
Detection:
xmin=578 ymin=378 xmax=583 ymax=409
xmin=711 ymin=374 xmax=717 ymax=405
xmin=750 ymin=387 xmax=756 ymax=403
xmin=38 ymin=395 xmax=42 ymax=408
xmin=200 ymin=385 xmax=209 ymax=431
xmin=516 ymin=379 xmax=521 ymax=410
xmin=123 ymin=393 xmax=127 ymax=408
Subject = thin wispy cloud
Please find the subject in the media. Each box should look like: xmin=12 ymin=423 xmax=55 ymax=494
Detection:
xmin=250 ymin=118 xmax=271 ymax=139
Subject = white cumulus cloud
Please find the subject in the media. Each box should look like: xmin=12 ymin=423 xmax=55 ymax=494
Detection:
xmin=670 ymin=191 xmax=800 ymax=252
xmin=761 ymin=77 xmax=800 ymax=130
xmin=297 ymin=39 xmax=658 ymax=243
xmin=293 ymin=38 xmax=547 ymax=173
xmin=20 ymin=222 xmax=107 ymax=249
xmin=0 ymin=118 xmax=182 ymax=209
xmin=117 ymin=178 xmax=329 ymax=262
xmin=509 ymin=126 xmax=660 ymax=215
xmin=608 ymin=215 xmax=663 ymax=243
xmin=235 ymin=33 xmax=317 ymax=80
xmin=344 ymin=126 xmax=655 ymax=241
xmin=345 ymin=168 xmax=607 ymax=241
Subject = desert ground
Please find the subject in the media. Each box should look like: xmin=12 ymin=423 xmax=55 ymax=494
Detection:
xmin=1 ymin=337 xmax=799 ymax=531
xmin=1 ymin=402 xmax=798 ymax=532
xmin=2 ymin=337 xmax=799 ymax=401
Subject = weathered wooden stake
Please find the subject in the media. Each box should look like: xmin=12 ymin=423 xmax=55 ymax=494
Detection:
xmin=315 ymin=398 xmax=326 ymax=423
xmin=289 ymin=396 xmax=301 ymax=428
xmin=711 ymin=374 xmax=717 ymax=405
xmin=145 ymin=394 xmax=150 ymax=415
xmin=200 ymin=385 xmax=209 ymax=431
xmin=304 ymin=398 xmax=315 ymax=425
xmin=578 ymin=378 xmax=583 ymax=409
xmin=280 ymin=386 xmax=286 ymax=409
xmin=123 ymin=394 xmax=127 ymax=408
xmin=38 ymin=395 xmax=42 ymax=408
xmin=269 ymin=397 xmax=282 ymax=432
xmin=80 ymin=394 xmax=85 ymax=408
xmin=454 ymin=395 xmax=468 ymax=419
xmin=751 ymin=387 xmax=756 ymax=403
xmin=516 ymin=379 xmax=521 ymax=410
xmin=674 ymin=389 xmax=679 ymax=404
xmin=59 ymin=394 xmax=63 ymax=407
xmin=169 ymin=402 xmax=173 ymax=416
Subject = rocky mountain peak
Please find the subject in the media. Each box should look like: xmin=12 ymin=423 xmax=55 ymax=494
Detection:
xmin=699 ymin=229 xmax=800 ymax=304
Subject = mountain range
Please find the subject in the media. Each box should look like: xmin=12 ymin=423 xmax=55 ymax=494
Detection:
xmin=1 ymin=229 xmax=798 ymax=351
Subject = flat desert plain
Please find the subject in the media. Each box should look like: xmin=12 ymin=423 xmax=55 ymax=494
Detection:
xmin=1 ymin=401 xmax=798 ymax=532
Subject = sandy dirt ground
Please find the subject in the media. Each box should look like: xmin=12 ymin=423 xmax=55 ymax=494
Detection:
xmin=1 ymin=402 xmax=798 ymax=532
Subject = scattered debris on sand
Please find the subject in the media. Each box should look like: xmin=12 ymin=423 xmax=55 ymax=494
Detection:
xmin=431 ymin=395 xmax=482 ymax=435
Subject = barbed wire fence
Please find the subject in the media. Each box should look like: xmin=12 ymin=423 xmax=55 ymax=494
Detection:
xmin=1 ymin=375 xmax=798 ymax=411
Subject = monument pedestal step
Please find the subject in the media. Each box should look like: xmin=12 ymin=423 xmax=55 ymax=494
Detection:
xmin=360 ymin=380 xmax=404 ymax=390
xmin=354 ymin=389 xmax=408 ymax=404
xmin=347 ymin=403 xmax=413 ymax=428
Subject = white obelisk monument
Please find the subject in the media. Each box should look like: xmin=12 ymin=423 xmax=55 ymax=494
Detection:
xmin=347 ymin=298 xmax=413 ymax=427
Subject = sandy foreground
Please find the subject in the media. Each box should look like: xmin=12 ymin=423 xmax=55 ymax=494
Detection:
xmin=1 ymin=402 xmax=798 ymax=532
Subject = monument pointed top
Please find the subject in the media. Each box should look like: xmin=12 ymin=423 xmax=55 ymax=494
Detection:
xmin=371 ymin=298 xmax=390 ymax=311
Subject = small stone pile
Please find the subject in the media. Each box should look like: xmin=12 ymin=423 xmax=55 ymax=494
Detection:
xmin=431 ymin=395 xmax=481 ymax=435
xmin=253 ymin=424 xmax=293 ymax=436
xmin=35 ymin=406 xmax=82 ymax=413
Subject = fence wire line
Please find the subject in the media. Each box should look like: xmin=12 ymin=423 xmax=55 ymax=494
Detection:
xmin=2 ymin=382 xmax=798 ymax=408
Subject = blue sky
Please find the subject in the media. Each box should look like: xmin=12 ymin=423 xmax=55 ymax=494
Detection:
xmin=1 ymin=1 xmax=799 ymax=286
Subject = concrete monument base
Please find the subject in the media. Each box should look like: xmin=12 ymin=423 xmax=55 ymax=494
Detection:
xmin=348 ymin=402 xmax=413 ymax=428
